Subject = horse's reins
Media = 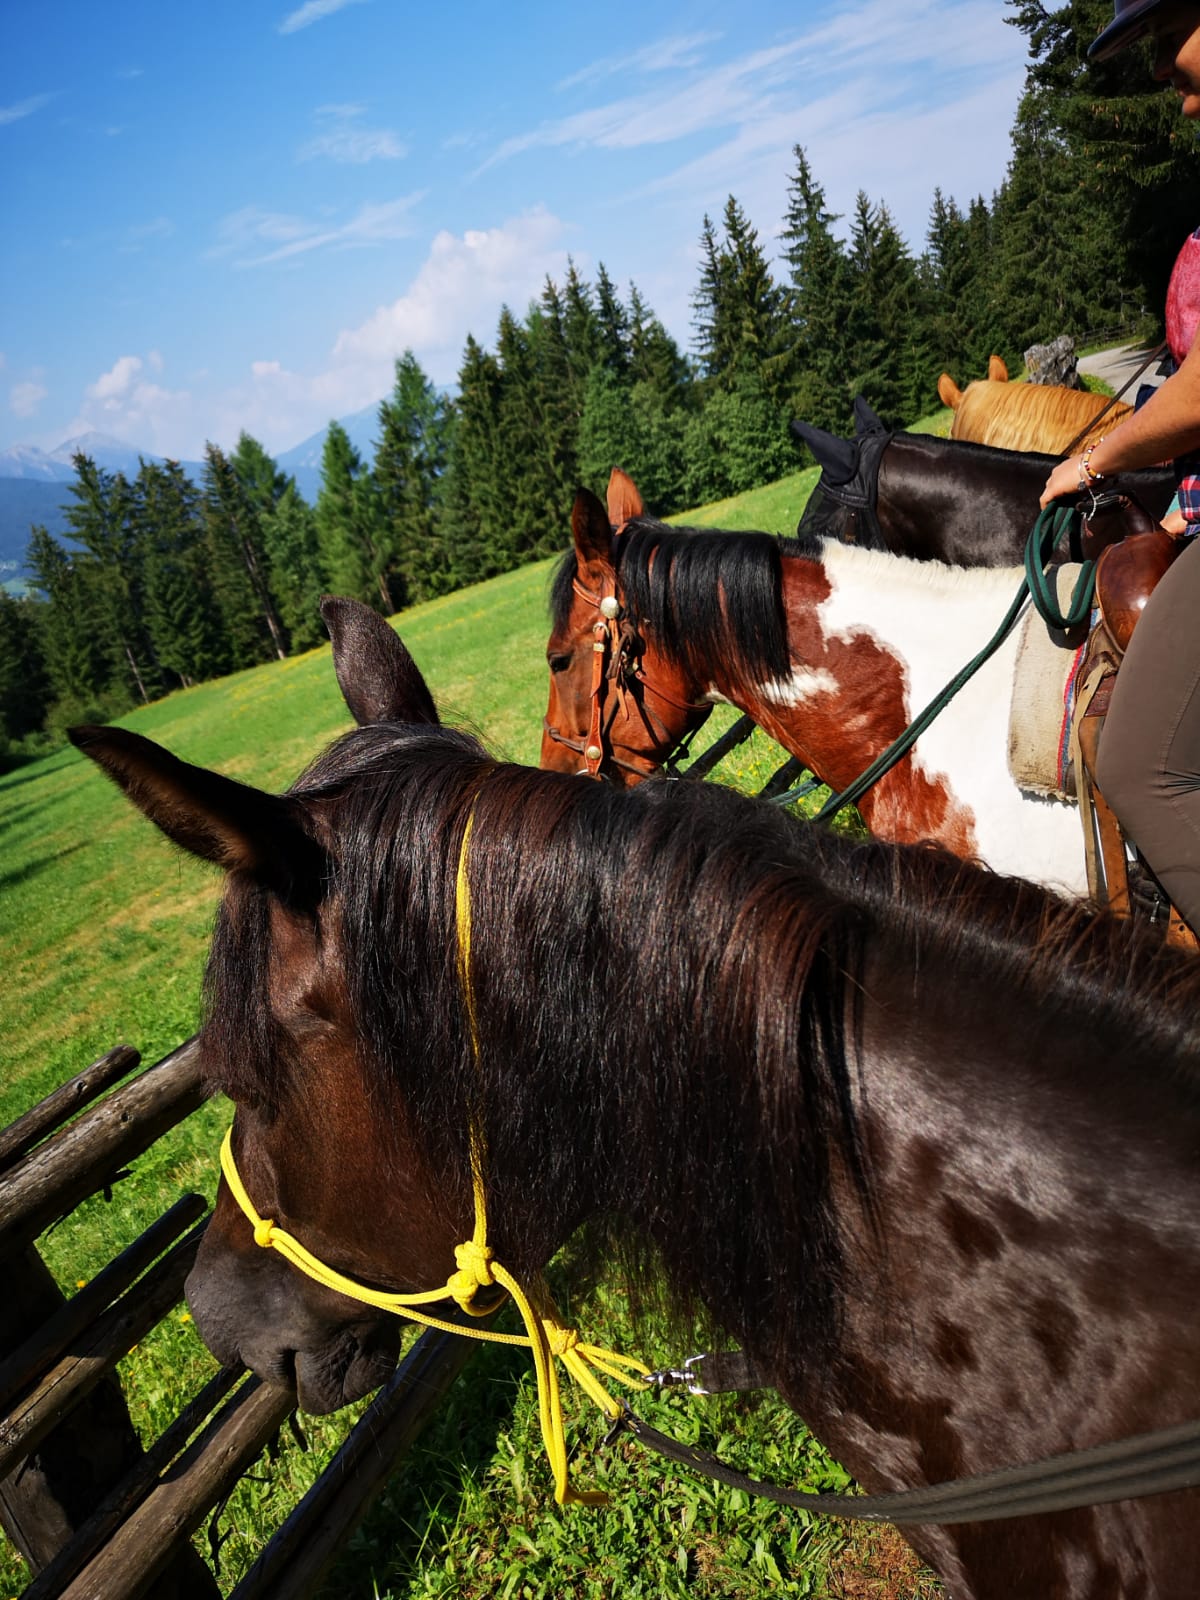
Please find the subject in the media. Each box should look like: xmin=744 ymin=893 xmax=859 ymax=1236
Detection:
xmin=1058 ymin=339 xmax=1168 ymax=459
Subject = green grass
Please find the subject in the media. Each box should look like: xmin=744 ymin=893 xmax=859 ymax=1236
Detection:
xmin=0 ymin=469 xmax=937 ymax=1599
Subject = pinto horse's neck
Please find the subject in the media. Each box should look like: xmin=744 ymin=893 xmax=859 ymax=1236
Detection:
xmin=699 ymin=539 xmax=1086 ymax=894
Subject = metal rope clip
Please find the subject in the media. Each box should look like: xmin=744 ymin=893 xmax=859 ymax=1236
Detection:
xmin=641 ymin=1352 xmax=714 ymax=1396
xmin=600 ymin=1405 xmax=632 ymax=1449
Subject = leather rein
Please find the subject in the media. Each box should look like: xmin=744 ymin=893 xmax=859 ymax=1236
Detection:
xmin=543 ymin=571 xmax=710 ymax=781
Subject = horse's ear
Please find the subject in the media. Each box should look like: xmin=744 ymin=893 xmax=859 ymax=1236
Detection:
xmin=571 ymin=487 xmax=614 ymax=579
xmin=937 ymin=373 xmax=962 ymax=409
xmin=789 ymin=419 xmax=858 ymax=482
xmin=988 ymin=355 xmax=1009 ymax=382
xmin=67 ymin=725 xmax=323 ymax=897
xmin=320 ymin=597 xmax=439 ymax=726
xmin=853 ymin=396 xmax=886 ymax=436
xmin=606 ymin=468 xmax=644 ymax=529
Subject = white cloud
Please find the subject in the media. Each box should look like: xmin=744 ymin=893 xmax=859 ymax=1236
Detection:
xmin=10 ymin=381 xmax=47 ymax=418
xmin=331 ymin=206 xmax=572 ymax=382
xmin=88 ymin=355 xmax=144 ymax=401
xmin=59 ymin=353 xmax=195 ymax=458
xmin=220 ymin=209 xmax=572 ymax=447
xmin=298 ymin=104 xmax=406 ymax=164
xmin=557 ymin=32 xmax=722 ymax=93
xmin=54 ymin=210 xmax=574 ymax=459
xmin=479 ymin=0 xmax=1020 ymax=194
xmin=127 ymin=217 xmax=174 ymax=242
xmin=278 ymin=0 xmax=367 ymax=35
xmin=211 ymin=194 xmax=423 ymax=267
xmin=0 ymin=93 xmax=54 ymax=126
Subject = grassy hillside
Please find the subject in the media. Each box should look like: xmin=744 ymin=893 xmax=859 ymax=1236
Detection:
xmin=0 ymin=464 xmax=936 ymax=1599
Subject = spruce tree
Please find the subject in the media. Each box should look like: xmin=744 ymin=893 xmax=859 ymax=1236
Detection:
xmin=0 ymin=589 xmax=50 ymax=748
xmin=374 ymin=351 xmax=451 ymax=604
xmin=315 ymin=422 xmax=396 ymax=613
xmin=594 ymin=263 xmax=631 ymax=377
xmin=63 ymin=454 xmax=158 ymax=704
xmin=134 ymin=459 xmax=225 ymax=688
xmin=779 ymin=146 xmax=856 ymax=432
xmin=692 ymin=213 xmax=735 ymax=383
xmin=1006 ymin=0 xmax=1200 ymax=323
xmin=262 ymin=484 xmax=327 ymax=649
xmin=203 ymin=443 xmax=287 ymax=663
xmin=26 ymin=526 xmax=112 ymax=718
xmin=441 ymin=334 xmax=509 ymax=583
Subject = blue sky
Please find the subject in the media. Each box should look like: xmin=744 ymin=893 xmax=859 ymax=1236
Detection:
xmin=1 ymin=0 xmax=1029 ymax=460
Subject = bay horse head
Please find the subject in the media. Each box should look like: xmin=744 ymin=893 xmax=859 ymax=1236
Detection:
xmin=70 ymin=600 xmax=476 ymax=1413
xmin=541 ymin=471 xmax=714 ymax=784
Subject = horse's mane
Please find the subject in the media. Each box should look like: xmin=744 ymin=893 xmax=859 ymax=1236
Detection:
xmin=552 ymin=518 xmax=817 ymax=697
xmin=951 ymin=381 xmax=1131 ymax=454
xmin=202 ymin=723 xmax=1200 ymax=1375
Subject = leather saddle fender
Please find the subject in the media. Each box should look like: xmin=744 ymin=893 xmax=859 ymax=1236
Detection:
xmin=1094 ymin=527 xmax=1182 ymax=656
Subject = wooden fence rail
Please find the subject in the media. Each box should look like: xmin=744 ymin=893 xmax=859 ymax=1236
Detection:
xmin=0 ymin=1039 xmax=477 ymax=1599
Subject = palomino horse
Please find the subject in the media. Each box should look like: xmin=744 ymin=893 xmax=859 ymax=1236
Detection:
xmin=793 ymin=398 xmax=1174 ymax=566
xmin=71 ymin=601 xmax=1200 ymax=1600
xmin=937 ymin=358 xmax=1131 ymax=454
xmin=542 ymin=488 xmax=1086 ymax=893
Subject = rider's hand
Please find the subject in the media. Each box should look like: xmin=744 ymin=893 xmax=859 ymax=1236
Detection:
xmin=1161 ymin=507 xmax=1189 ymax=538
xmin=1040 ymin=456 xmax=1084 ymax=507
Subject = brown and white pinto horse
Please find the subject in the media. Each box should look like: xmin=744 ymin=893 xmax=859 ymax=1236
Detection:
xmin=541 ymin=483 xmax=1087 ymax=894
xmin=937 ymin=358 xmax=1131 ymax=454
xmin=71 ymin=603 xmax=1200 ymax=1600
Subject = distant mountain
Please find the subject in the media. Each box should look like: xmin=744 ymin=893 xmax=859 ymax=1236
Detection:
xmin=0 ymin=404 xmax=391 ymax=581
xmin=0 ymin=481 xmax=72 ymax=582
xmin=275 ymin=401 xmax=384 ymax=504
xmin=0 ymin=430 xmax=192 ymax=483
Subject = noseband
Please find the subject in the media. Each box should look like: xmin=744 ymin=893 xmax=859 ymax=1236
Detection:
xmin=543 ymin=570 xmax=710 ymax=781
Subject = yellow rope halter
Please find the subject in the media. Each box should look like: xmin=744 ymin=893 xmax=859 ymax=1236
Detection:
xmin=218 ymin=807 xmax=648 ymax=1505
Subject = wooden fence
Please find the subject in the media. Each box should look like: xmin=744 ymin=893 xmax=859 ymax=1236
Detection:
xmin=1 ymin=1039 xmax=477 ymax=1599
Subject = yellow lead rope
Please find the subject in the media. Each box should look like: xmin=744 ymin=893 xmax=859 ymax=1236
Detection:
xmin=218 ymin=806 xmax=648 ymax=1505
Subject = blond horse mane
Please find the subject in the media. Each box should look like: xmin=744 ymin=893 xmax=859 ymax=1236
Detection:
xmin=936 ymin=357 xmax=1128 ymax=454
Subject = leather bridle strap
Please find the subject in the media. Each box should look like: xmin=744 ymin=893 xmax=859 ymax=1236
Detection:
xmin=608 ymin=1406 xmax=1200 ymax=1525
xmin=557 ymin=572 xmax=709 ymax=780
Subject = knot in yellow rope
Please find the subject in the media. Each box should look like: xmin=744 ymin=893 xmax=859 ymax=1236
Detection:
xmin=252 ymin=1218 xmax=275 ymax=1249
xmin=447 ymin=1239 xmax=495 ymax=1309
xmin=549 ymin=1324 xmax=580 ymax=1356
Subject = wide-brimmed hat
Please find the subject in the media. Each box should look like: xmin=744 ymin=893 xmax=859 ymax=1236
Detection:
xmin=1089 ymin=0 xmax=1167 ymax=59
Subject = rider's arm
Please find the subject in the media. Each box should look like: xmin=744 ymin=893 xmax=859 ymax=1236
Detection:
xmin=1040 ymin=327 xmax=1200 ymax=506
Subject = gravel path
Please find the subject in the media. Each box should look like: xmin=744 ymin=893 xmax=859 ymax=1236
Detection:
xmin=1077 ymin=340 xmax=1169 ymax=396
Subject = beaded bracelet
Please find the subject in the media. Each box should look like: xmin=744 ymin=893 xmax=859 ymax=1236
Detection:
xmin=1079 ymin=437 xmax=1107 ymax=487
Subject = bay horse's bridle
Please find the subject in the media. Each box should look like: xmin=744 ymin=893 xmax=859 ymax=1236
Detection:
xmin=543 ymin=566 xmax=711 ymax=782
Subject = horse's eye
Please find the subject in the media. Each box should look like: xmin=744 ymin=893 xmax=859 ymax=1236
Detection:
xmin=547 ymin=652 xmax=572 ymax=674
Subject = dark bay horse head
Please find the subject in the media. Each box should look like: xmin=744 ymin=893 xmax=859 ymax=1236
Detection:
xmin=72 ymin=619 xmax=1200 ymax=1592
xmin=70 ymin=601 xmax=477 ymax=1412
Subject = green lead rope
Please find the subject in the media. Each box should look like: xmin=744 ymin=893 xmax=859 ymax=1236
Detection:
xmin=812 ymin=501 xmax=1094 ymax=825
